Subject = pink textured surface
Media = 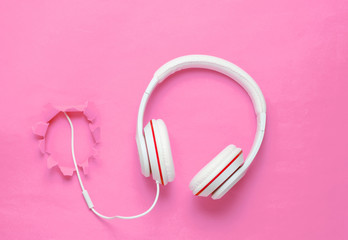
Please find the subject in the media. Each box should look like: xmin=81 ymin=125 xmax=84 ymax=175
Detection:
xmin=0 ymin=0 xmax=347 ymax=239
xmin=32 ymin=103 xmax=100 ymax=176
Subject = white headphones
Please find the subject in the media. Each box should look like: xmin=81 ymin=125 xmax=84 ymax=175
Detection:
xmin=64 ymin=55 xmax=266 ymax=219
xmin=136 ymin=55 xmax=266 ymax=200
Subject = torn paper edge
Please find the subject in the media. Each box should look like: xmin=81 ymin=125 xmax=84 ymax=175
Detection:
xmin=33 ymin=101 xmax=99 ymax=176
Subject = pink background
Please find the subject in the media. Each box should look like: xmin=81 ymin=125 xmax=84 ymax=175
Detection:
xmin=0 ymin=0 xmax=347 ymax=239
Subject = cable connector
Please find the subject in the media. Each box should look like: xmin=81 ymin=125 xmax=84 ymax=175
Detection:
xmin=82 ymin=190 xmax=94 ymax=209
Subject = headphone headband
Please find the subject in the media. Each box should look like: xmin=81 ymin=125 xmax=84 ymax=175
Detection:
xmin=136 ymin=55 xmax=266 ymax=191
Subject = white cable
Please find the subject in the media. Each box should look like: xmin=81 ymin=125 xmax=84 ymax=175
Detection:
xmin=91 ymin=183 xmax=159 ymax=220
xmin=63 ymin=112 xmax=160 ymax=219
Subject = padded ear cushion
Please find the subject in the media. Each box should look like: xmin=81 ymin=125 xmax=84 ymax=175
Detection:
xmin=189 ymin=145 xmax=244 ymax=197
xmin=136 ymin=134 xmax=151 ymax=177
xmin=144 ymin=119 xmax=175 ymax=185
xmin=144 ymin=121 xmax=161 ymax=183
xmin=154 ymin=119 xmax=175 ymax=183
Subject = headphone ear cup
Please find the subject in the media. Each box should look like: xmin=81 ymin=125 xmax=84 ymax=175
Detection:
xmin=136 ymin=134 xmax=151 ymax=177
xmin=144 ymin=119 xmax=175 ymax=185
xmin=189 ymin=144 xmax=244 ymax=197
xmin=155 ymin=119 xmax=175 ymax=183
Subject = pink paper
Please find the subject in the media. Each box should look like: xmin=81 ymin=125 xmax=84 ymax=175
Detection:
xmin=1 ymin=1 xmax=347 ymax=239
xmin=33 ymin=102 xmax=100 ymax=176
xmin=46 ymin=154 xmax=58 ymax=169
xmin=32 ymin=122 xmax=49 ymax=137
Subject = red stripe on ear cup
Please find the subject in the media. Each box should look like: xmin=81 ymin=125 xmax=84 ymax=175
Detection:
xmin=211 ymin=165 xmax=243 ymax=196
xmin=195 ymin=150 xmax=242 ymax=196
xmin=150 ymin=120 xmax=164 ymax=185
